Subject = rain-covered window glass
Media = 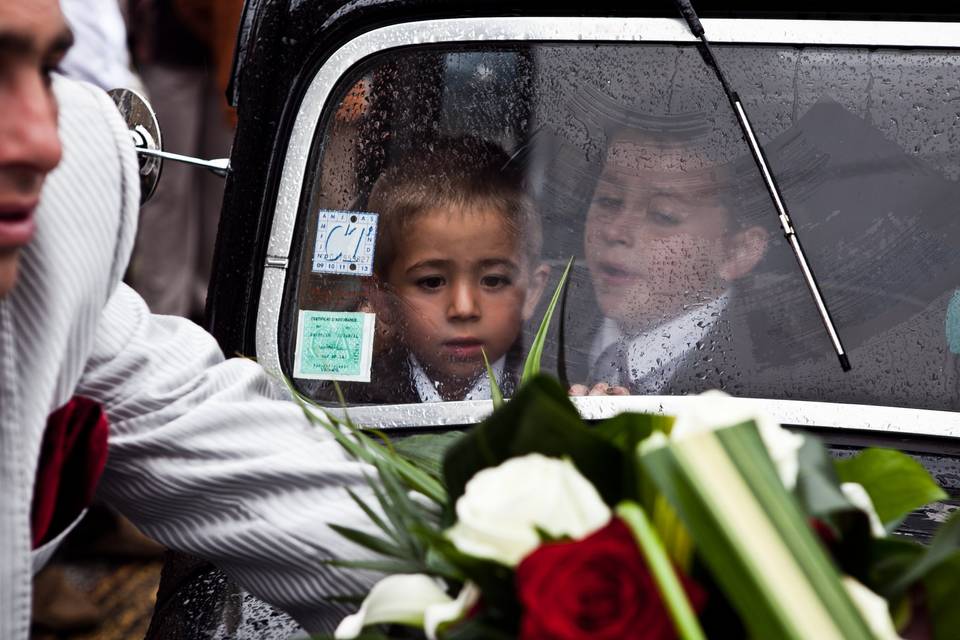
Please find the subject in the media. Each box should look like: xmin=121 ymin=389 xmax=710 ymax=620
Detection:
xmin=284 ymin=42 xmax=960 ymax=412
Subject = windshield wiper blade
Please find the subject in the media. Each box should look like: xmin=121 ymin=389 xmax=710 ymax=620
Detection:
xmin=672 ymin=0 xmax=851 ymax=372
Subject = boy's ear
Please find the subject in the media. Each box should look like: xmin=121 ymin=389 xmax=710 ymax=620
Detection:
xmin=361 ymin=275 xmax=401 ymax=354
xmin=522 ymin=263 xmax=552 ymax=321
xmin=719 ymin=226 xmax=768 ymax=281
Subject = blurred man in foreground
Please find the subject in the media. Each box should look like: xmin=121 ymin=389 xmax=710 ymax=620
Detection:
xmin=0 ymin=2 xmax=371 ymax=637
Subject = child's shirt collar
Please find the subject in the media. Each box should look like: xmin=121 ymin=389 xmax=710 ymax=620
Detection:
xmin=590 ymin=291 xmax=730 ymax=392
xmin=408 ymin=354 xmax=506 ymax=403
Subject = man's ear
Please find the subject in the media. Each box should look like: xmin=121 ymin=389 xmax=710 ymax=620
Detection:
xmin=719 ymin=226 xmax=768 ymax=281
xmin=522 ymin=263 xmax=552 ymax=321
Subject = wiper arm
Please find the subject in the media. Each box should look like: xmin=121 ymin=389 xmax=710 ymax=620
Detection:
xmin=672 ymin=0 xmax=851 ymax=372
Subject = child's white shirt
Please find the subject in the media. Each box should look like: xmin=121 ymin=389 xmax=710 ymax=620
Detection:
xmin=589 ymin=292 xmax=729 ymax=392
xmin=409 ymin=354 xmax=506 ymax=402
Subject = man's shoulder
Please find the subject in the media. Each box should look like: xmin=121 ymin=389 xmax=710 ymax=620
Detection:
xmin=41 ymin=76 xmax=140 ymax=288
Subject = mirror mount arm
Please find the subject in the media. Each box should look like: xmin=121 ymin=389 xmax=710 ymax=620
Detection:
xmin=133 ymin=146 xmax=231 ymax=178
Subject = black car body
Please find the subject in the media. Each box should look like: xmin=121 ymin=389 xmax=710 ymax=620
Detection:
xmin=151 ymin=1 xmax=960 ymax=636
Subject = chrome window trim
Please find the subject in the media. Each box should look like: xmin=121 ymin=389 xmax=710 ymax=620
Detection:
xmin=257 ymin=16 xmax=960 ymax=433
xmin=329 ymin=396 xmax=960 ymax=438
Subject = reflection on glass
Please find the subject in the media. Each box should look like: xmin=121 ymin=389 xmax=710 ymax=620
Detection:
xmin=290 ymin=43 xmax=960 ymax=412
xmin=582 ymin=128 xmax=769 ymax=394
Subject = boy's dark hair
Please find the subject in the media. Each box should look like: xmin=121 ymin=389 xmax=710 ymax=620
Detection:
xmin=367 ymin=136 xmax=542 ymax=278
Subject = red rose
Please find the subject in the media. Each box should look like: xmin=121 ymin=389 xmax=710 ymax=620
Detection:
xmin=516 ymin=518 xmax=705 ymax=640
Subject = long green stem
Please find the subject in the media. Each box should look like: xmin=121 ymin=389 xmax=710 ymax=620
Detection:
xmin=617 ymin=502 xmax=706 ymax=640
xmin=481 ymin=347 xmax=504 ymax=409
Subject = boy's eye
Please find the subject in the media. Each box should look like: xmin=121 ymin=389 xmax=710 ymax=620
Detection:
xmin=416 ymin=276 xmax=445 ymax=290
xmin=41 ymin=64 xmax=61 ymax=87
xmin=594 ymin=195 xmax=623 ymax=210
xmin=649 ymin=208 xmax=681 ymax=227
xmin=40 ymin=52 xmax=66 ymax=88
xmin=480 ymin=274 xmax=511 ymax=289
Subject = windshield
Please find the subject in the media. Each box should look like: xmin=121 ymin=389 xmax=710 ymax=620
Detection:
xmin=283 ymin=41 xmax=960 ymax=413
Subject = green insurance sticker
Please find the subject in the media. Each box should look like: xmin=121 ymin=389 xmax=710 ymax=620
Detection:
xmin=294 ymin=310 xmax=375 ymax=382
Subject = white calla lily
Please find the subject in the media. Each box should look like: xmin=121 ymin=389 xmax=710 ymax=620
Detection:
xmin=842 ymin=577 xmax=903 ymax=640
xmin=334 ymin=574 xmax=452 ymax=639
xmin=446 ymin=453 xmax=611 ymax=566
xmin=671 ymin=390 xmax=804 ymax=490
xmin=841 ymin=482 xmax=886 ymax=537
xmin=424 ymin=581 xmax=481 ymax=640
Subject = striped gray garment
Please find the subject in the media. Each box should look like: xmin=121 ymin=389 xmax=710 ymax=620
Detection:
xmin=0 ymin=77 xmax=376 ymax=640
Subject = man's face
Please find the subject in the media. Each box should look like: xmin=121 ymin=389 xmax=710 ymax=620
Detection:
xmin=0 ymin=0 xmax=70 ymax=297
xmin=385 ymin=207 xmax=547 ymax=398
xmin=584 ymin=138 xmax=738 ymax=332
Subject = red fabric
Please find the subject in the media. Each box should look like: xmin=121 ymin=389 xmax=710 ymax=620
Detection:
xmin=31 ymin=397 xmax=109 ymax=549
xmin=516 ymin=518 xmax=706 ymax=640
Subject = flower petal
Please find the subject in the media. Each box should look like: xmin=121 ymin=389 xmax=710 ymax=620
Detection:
xmin=841 ymin=482 xmax=886 ymax=538
xmin=842 ymin=577 xmax=902 ymax=640
xmin=334 ymin=574 xmax=452 ymax=639
xmin=446 ymin=453 xmax=611 ymax=566
xmin=424 ymin=581 xmax=481 ymax=640
xmin=672 ymin=390 xmax=803 ymax=490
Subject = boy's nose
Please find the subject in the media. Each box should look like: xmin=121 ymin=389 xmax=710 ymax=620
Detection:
xmin=599 ymin=214 xmax=636 ymax=247
xmin=447 ymin=282 xmax=481 ymax=320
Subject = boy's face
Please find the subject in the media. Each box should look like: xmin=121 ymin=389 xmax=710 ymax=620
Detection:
xmin=584 ymin=138 xmax=765 ymax=332
xmin=384 ymin=207 xmax=548 ymax=386
xmin=0 ymin=0 xmax=69 ymax=297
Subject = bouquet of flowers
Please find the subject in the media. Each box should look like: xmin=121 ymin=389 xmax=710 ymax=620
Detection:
xmin=294 ymin=268 xmax=958 ymax=639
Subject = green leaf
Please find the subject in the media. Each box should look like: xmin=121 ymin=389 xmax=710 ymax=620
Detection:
xmin=650 ymin=494 xmax=695 ymax=572
xmin=641 ymin=423 xmax=874 ymax=640
xmin=591 ymin=412 xmax=668 ymax=503
xmin=884 ymin=507 xmax=960 ymax=600
xmin=866 ymin=537 xmax=925 ymax=598
xmin=795 ymin=438 xmax=854 ymax=522
xmin=322 ymin=558 xmax=425 ymax=574
xmin=617 ymin=502 xmax=706 ymax=640
xmin=327 ymin=524 xmax=408 ymax=559
xmin=441 ymin=616 xmax=517 ymax=640
xmin=442 ymin=375 xmax=625 ymax=506
xmin=592 ymin=412 xmax=669 ymax=452
xmin=835 ymin=448 xmax=947 ymax=531
xmin=481 ymin=347 xmax=504 ymax=409
xmin=794 ymin=438 xmax=873 ymax=579
xmin=365 ymin=472 xmax=417 ymax=553
xmin=352 ymin=428 xmax=447 ymax=505
xmin=924 ymin=552 xmax=960 ymax=640
xmin=345 ymin=487 xmax=396 ymax=540
xmin=521 ymin=256 xmax=573 ymax=384
xmin=393 ymin=432 xmax=463 ymax=480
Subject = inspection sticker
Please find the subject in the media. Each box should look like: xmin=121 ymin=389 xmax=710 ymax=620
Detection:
xmin=311 ymin=210 xmax=378 ymax=276
xmin=294 ymin=310 xmax=375 ymax=382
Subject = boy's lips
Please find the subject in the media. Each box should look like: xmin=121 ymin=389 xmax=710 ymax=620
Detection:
xmin=595 ymin=261 xmax=639 ymax=287
xmin=441 ymin=338 xmax=484 ymax=359
xmin=0 ymin=201 xmax=38 ymax=248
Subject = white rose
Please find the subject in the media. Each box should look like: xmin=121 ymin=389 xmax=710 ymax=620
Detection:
xmin=841 ymin=482 xmax=886 ymax=537
xmin=670 ymin=390 xmax=804 ymax=490
xmin=446 ymin=453 xmax=611 ymax=566
xmin=842 ymin=577 xmax=903 ymax=640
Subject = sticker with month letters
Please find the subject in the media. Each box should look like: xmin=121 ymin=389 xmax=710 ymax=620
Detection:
xmin=294 ymin=310 xmax=375 ymax=382
xmin=312 ymin=210 xmax=378 ymax=276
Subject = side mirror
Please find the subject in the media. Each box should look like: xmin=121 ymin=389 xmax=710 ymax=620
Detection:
xmin=108 ymin=88 xmax=231 ymax=205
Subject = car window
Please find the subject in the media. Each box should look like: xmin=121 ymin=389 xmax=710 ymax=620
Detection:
xmin=279 ymin=39 xmax=960 ymax=414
